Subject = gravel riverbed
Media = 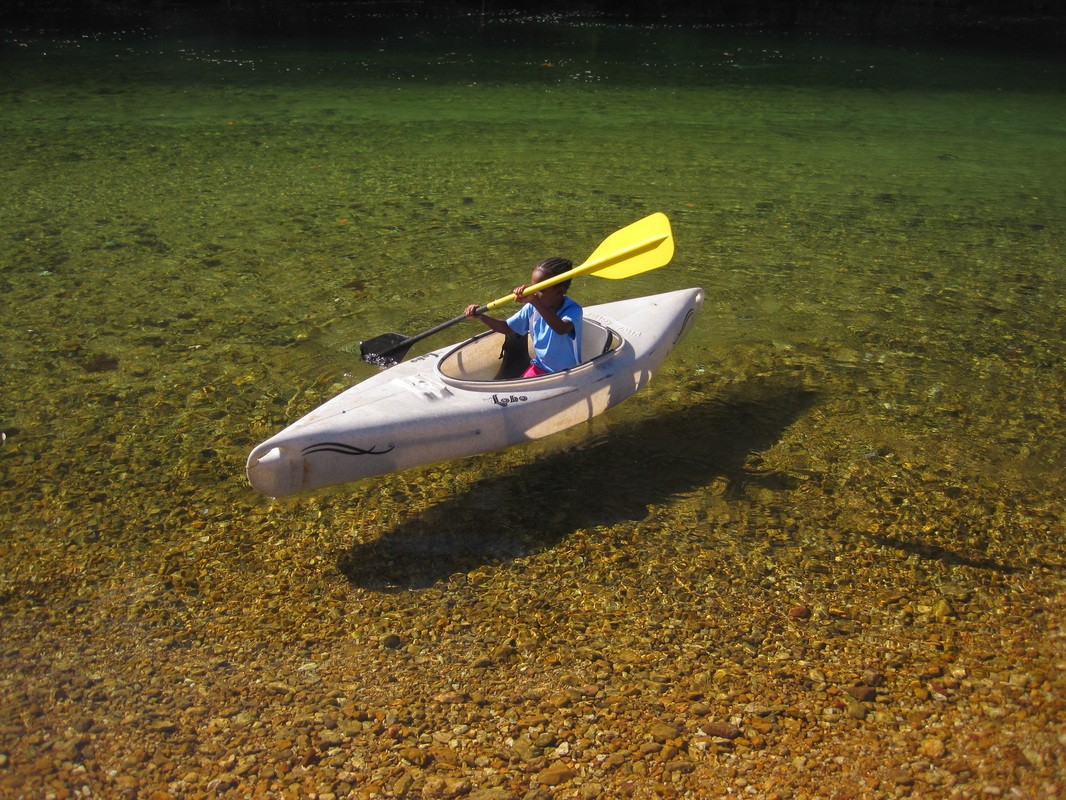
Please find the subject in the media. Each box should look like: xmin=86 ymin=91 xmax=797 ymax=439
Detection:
xmin=2 ymin=350 xmax=1063 ymax=800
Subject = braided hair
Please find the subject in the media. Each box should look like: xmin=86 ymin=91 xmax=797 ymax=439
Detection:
xmin=535 ymin=257 xmax=574 ymax=291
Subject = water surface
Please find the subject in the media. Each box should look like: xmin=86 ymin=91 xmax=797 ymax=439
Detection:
xmin=2 ymin=16 xmax=1064 ymax=796
xmin=4 ymin=20 xmax=1061 ymax=507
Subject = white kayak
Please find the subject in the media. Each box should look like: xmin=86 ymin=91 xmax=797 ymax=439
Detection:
xmin=247 ymin=287 xmax=704 ymax=497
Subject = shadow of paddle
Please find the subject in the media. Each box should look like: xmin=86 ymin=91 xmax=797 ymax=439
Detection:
xmin=869 ymin=535 xmax=1025 ymax=574
xmin=338 ymin=379 xmax=818 ymax=590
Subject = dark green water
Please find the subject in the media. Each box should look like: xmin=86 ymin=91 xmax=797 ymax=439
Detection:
xmin=1 ymin=19 xmax=1062 ymax=572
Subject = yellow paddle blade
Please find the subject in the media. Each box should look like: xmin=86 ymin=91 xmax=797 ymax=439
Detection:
xmin=581 ymin=211 xmax=674 ymax=279
xmin=483 ymin=212 xmax=673 ymax=311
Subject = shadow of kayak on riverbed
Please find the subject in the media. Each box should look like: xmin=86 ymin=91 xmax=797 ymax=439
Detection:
xmin=338 ymin=379 xmax=818 ymax=591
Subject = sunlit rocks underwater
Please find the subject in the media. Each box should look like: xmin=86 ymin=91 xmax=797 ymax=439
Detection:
xmin=0 ymin=7 xmax=1063 ymax=799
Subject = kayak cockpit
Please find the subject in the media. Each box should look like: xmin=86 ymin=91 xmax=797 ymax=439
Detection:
xmin=436 ymin=320 xmax=621 ymax=383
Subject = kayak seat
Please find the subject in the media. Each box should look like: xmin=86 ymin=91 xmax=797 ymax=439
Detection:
xmin=493 ymin=332 xmax=533 ymax=380
xmin=492 ymin=321 xmax=617 ymax=380
xmin=581 ymin=321 xmax=616 ymax=360
xmin=438 ymin=321 xmax=620 ymax=382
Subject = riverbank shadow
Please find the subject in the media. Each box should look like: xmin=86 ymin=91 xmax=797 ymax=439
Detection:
xmin=338 ymin=379 xmax=818 ymax=590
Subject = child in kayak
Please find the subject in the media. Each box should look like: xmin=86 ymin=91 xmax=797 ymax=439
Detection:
xmin=465 ymin=256 xmax=583 ymax=377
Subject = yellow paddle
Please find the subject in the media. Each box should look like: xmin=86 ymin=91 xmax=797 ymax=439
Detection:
xmin=360 ymin=212 xmax=674 ymax=365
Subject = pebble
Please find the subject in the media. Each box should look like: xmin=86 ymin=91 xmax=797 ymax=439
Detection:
xmin=889 ymin=768 xmax=915 ymax=786
xmin=650 ymin=722 xmax=679 ymax=743
xmin=536 ymin=762 xmax=575 ymax=786
xmin=700 ymin=721 xmax=741 ymax=739
xmin=845 ymin=685 xmax=877 ymax=702
xmin=861 ymin=669 xmax=886 ymax=687
xmin=921 ymin=737 xmax=947 ymax=759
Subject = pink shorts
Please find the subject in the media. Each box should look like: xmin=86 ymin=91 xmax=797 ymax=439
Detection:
xmin=521 ymin=363 xmax=550 ymax=378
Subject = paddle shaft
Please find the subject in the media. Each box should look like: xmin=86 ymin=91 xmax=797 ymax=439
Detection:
xmin=361 ymin=213 xmax=673 ymax=364
xmin=369 ymin=233 xmax=662 ymax=360
xmin=480 ymin=230 xmax=669 ymax=312
xmin=373 ymin=312 xmax=470 ymax=359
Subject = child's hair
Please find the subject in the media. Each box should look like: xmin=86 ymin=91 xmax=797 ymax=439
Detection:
xmin=535 ymin=257 xmax=574 ymax=291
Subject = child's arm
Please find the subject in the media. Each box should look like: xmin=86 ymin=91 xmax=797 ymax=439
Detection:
xmin=524 ymin=294 xmax=575 ymax=335
xmin=465 ymin=304 xmax=515 ymax=336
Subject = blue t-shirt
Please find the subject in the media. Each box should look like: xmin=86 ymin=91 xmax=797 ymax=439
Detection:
xmin=507 ymin=296 xmax=583 ymax=373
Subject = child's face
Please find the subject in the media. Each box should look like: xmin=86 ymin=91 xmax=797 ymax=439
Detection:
xmin=529 ymin=267 xmax=567 ymax=302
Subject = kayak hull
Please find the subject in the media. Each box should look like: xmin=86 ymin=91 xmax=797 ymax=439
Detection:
xmin=247 ymin=287 xmax=703 ymax=497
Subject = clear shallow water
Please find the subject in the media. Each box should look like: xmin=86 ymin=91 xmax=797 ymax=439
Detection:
xmin=1 ymin=18 xmax=1064 ymax=797
xmin=1 ymin=19 xmax=1062 ymax=569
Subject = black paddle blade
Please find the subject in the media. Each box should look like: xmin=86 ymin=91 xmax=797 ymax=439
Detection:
xmin=359 ymin=333 xmax=412 ymax=366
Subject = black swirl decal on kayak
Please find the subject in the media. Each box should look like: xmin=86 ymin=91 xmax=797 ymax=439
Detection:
xmin=301 ymin=442 xmax=395 ymax=457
